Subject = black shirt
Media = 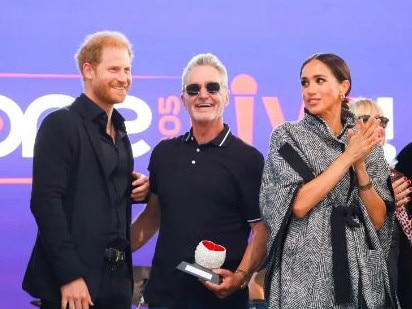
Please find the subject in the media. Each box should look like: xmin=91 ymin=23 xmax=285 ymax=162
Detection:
xmin=145 ymin=124 xmax=264 ymax=308
xmin=84 ymin=94 xmax=130 ymax=247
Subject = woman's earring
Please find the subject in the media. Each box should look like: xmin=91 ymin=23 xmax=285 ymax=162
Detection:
xmin=340 ymin=93 xmax=345 ymax=101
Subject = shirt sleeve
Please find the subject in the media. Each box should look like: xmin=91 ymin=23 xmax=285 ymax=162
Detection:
xmin=31 ymin=109 xmax=86 ymax=285
xmin=238 ymin=146 xmax=265 ymax=222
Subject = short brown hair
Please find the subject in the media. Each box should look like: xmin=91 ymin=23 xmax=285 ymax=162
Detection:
xmin=75 ymin=30 xmax=133 ymax=76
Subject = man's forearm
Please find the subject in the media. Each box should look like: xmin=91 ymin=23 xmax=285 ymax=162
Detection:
xmin=236 ymin=221 xmax=269 ymax=276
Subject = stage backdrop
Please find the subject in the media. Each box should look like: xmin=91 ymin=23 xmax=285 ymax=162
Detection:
xmin=1 ymin=1 xmax=411 ymax=308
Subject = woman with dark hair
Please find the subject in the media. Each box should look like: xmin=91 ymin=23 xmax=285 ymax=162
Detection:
xmin=261 ymin=53 xmax=398 ymax=308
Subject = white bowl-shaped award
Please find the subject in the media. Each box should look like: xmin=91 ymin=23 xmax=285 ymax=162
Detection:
xmin=194 ymin=240 xmax=226 ymax=269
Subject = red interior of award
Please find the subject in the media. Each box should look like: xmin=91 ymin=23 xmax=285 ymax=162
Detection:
xmin=201 ymin=240 xmax=225 ymax=251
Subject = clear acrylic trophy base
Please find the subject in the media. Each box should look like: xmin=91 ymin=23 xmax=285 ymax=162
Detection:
xmin=176 ymin=261 xmax=221 ymax=284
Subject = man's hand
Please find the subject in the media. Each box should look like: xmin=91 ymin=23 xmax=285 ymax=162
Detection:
xmin=60 ymin=278 xmax=93 ymax=309
xmin=201 ymin=268 xmax=245 ymax=299
xmin=131 ymin=172 xmax=149 ymax=202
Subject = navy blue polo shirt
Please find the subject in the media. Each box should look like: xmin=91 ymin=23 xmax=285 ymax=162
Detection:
xmin=145 ymin=124 xmax=264 ymax=307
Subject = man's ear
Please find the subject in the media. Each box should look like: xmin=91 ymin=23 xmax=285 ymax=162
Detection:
xmin=83 ymin=63 xmax=93 ymax=80
xmin=224 ymin=89 xmax=230 ymax=107
xmin=181 ymin=93 xmax=188 ymax=109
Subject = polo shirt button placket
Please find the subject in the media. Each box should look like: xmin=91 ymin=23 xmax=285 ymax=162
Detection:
xmin=191 ymin=147 xmax=200 ymax=165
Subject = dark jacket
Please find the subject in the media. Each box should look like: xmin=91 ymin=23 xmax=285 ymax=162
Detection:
xmin=395 ymin=142 xmax=412 ymax=308
xmin=22 ymin=94 xmax=134 ymax=302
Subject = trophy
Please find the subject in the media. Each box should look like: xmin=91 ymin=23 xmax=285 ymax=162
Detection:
xmin=176 ymin=240 xmax=226 ymax=284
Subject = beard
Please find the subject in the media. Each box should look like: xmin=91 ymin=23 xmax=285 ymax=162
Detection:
xmin=93 ymin=80 xmax=130 ymax=105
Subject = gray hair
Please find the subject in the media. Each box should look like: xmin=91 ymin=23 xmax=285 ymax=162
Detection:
xmin=181 ymin=53 xmax=228 ymax=90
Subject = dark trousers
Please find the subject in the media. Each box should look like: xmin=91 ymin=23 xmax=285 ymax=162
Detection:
xmin=398 ymin=227 xmax=412 ymax=308
xmin=150 ymin=305 xmax=248 ymax=309
xmin=148 ymin=292 xmax=249 ymax=309
xmin=388 ymin=222 xmax=400 ymax=292
xmin=41 ymin=261 xmax=132 ymax=309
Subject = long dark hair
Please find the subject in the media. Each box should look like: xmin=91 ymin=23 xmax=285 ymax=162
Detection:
xmin=300 ymin=53 xmax=351 ymax=107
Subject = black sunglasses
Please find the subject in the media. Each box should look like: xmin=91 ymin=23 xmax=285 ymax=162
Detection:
xmin=184 ymin=82 xmax=221 ymax=96
xmin=358 ymin=115 xmax=389 ymax=128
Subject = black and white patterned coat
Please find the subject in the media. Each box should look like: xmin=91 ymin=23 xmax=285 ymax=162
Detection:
xmin=260 ymin=108 xmax=397 ymax=309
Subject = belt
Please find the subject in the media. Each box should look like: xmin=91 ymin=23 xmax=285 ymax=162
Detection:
xmin=104 ymin=247 xmax=126 ymax=264
xmin=331 ymin=204 xmax=361 ymax=304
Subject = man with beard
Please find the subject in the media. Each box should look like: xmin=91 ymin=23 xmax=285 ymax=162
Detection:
xmin=22 ymin=31 xmax=149 ymax=309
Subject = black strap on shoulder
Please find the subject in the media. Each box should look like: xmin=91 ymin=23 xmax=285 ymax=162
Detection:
xmin=278 ymin=142 xmax=315 ymax=183
xmin=267 ymin=143 xmax=400 ymax=308
xmin=264 ymin=142 xmax=314 ymax=299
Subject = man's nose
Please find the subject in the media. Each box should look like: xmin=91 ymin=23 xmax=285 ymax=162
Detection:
xmin=117 ymin=70 xmax=129 ymax=82
xmin=198 ymin=86 xmax=210 ymax=98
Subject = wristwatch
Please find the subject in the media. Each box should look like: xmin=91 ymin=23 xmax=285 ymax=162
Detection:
xmin=235 ymin=269 xmax=248 ymax=289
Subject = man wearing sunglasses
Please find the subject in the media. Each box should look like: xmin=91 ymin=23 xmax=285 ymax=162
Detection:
xmin=131 ymin=53 xmax=269 ymax=309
